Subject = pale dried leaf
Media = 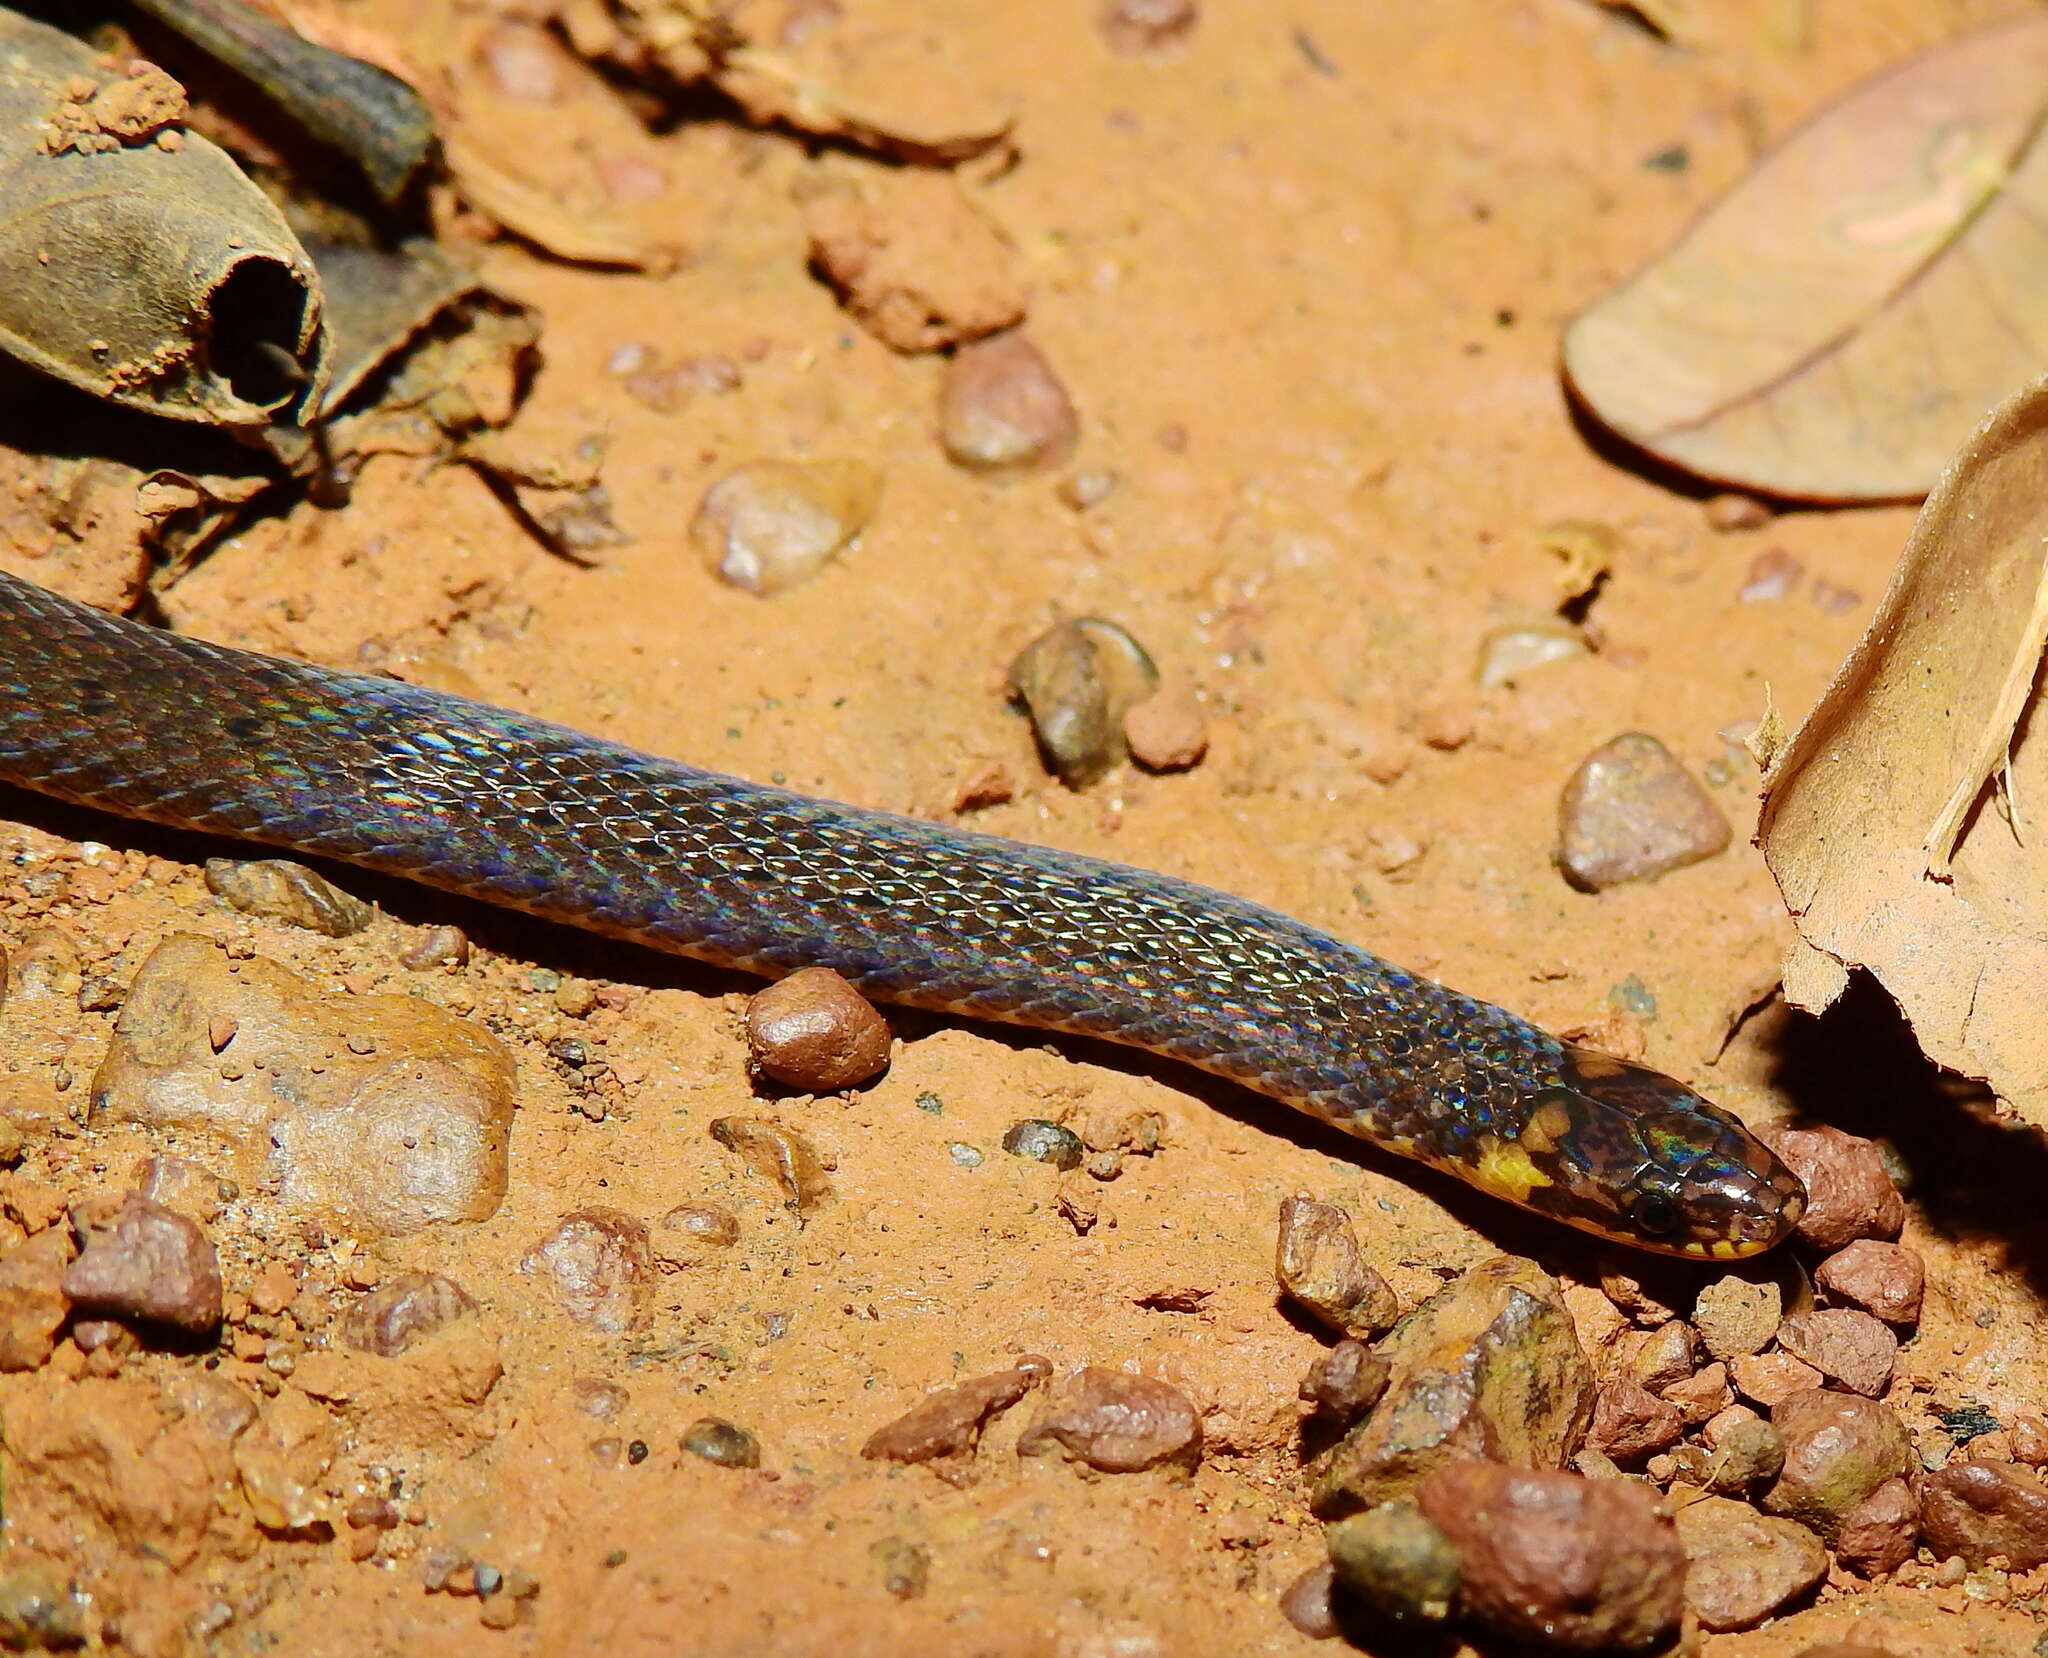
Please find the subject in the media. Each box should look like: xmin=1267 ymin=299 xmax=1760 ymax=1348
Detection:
xmin=1759 ymin=373 xmax=2048 ymax=1123
xmin=1565 ymin=18 xmax=2048 ymax=502
xmin=442 ymin=131 xmax=678 ymax=272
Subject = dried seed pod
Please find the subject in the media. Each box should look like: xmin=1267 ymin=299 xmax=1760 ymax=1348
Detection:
xmin=0 ymin=13 xmax=327 ymax=429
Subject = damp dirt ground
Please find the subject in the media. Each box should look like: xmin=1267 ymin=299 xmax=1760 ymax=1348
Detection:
xmin=4 ymin=2 xmax=2048 ymax=1654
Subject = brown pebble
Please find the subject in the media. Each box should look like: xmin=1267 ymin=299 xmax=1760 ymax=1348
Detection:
xmin=1589 ymin=1377 xmax=1686 ymax=1462
xmin=1763 ymin=1389 xmax=1913 ymax=1542
xmin=871 ymin=1536 xmax=929 ymax=1600
xmin=862 ymin=1362 xmax=1042 ymax=1472
xmin=1017 ymin=1366 xmax=1201 ymax=1473
xmin=1835 ymin=1476 xmax=1917 ymax=1575
xmin=950 ymin=760 xmax=1015 ymax=813
xmin=1814 ymin=1239 xmax=1923 ymax=1327
xmin=1755 ymin=1124 xmax=1904 ymax=1253
xmin=399 ymin=925 xmax=471 ymax=970
xmin=341 ymin=1271 xmax=477 ymax=1356
xmin=1099 ymin=0 xmax=1197 ymax=52
xmin=248 ymin=1260 xmax=299 ymax=1319
xmin=1277 ymin=1560 xmax=1339 ymax=1640
xmin=0 ymin=1562 xmax=85 ymax=1651
xmin=1731 ymin=1351 xmax=1822 ymax=1408
xmin=1597 ymin=1257 xmax=1683 ymax=1327
xmin=1122 ymin=682 xmax=1208 ymax=772
xmin=690 ymin=459 xmax=882 ymax=595
xmin=1774 ymin=1307 xmax=1897 ymax=1398
xmin=658 ymin=1203 xmax=740 ymax=1250
xmin=1739 ymin=547 xmax=1804 ymax=602
xmin=1556 ymin=733 xmax=1732 ymax=891
xmin=1702 ymin=1409 xmax=1785 ymax=1492
xmin=1417 ymin=1464 xmax=1684 ymax=1651
xmin=1622 ymin=1318 xmax=1699 ymax=1392
xmin=679 ymin=1417 xmax=761 ymax=1469
xmin=520 ymin=1210 xmax=650 ymax=1333
xmin=745 ymin=967 xmax=891 ymax=1091
xmin=204 ymin=857 xmax=374 ymax=936
xmin=2010 ymin=1412 xmax=2048 ymax=1467
xmin=1274 ymin=1195 xmax=1399 ymax=1340
xmin=940 ymin=331 xmax=1078 ymax=471
xmin=1674 ymin=1495 xmax=1827 ymax=1632
xmin=1705 ymin=493 xmax=1772 ymax=532
xmin=1916 ymin=1459 xmax=2048 ymax=1570
xmin=63 ymin=1192 xmax=222 ymax=1330
xmin=1009 ymin=616 xmax=1159 ymax=788
xmin=1693 ymin=1275 xmax=1781 ymax=1362
xmin=1299 ymin=1339 xmax=1391 ymax=1423
xmin=1663 ymin=1360 xmax=1733 ymax=1424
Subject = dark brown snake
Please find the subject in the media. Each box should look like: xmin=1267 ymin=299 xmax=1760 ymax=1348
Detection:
xmin=0 ymin=568 xmax=1804 ymax=1257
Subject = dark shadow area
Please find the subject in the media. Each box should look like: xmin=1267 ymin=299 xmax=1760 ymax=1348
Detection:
xmin=1759 ymin=969 xmax=2048 ymax=1302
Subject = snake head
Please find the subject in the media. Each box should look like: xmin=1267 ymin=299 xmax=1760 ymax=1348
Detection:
xmin=1505 ymin=1046 xmax=1807 ymax=1258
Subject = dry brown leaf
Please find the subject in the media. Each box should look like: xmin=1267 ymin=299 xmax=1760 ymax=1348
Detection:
xmin=1565 ymin=18 xmax=2048 ymax=502
xmin=1759 ymin=373 xmax=2048 ymax=1125
xmin=440 ymin=131 xmax=679 ymax=272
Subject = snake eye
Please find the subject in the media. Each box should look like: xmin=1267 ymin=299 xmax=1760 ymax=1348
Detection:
xmin=1630 ymin=1189 xmax=1682 ymax=1237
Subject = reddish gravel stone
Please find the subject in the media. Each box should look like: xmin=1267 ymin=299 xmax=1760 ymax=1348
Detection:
xmin=1275 ymin=1196 xmax=1398 ymax=1339
xmin=1417 ymin=1463 xmax=1684 ymax=1652
xmin=939 ymin=331 xmax=1078 ymax=471
xmin=1621 ymin=1318 xmax=1698 ymax=1393
xmin=862 ymin=1362 xmax=1043 ymax=1472
xmin=1122 ymin=683 xmax=1209 ymax=772
xmin=745 ymin=968 xmax=891 ymax=1091
xmin=1587 ymin=1377 xmax=1685 ymax=1462
xmin=1731 ymin=1351 xmax=1821 ymax=1408
xmin=520 ymin=1208 xmax=650 ymax=1334
xmin=1834 ymin=1476 xmax=1917 ymax=1576
xmin=341 ymin=1272 xmax=476 ymax=1357
xmin=1662 ymin=1360 xmax=1733 ymax=1424
xmin=1674 ymin=1495 xmax=1827 ymax=1632
xmin=1915 ymin=1459 xmax=2048 ymax=1570
xmin=1773 ymin=1308 xmax=1897 ymax=1399
xmin=1764 ymin=1389 xmax=1913 ymax=1543
xmin=1756 ymin=1124 xmax=1904 ymax=1253
xmin=0 ymin=1231 xmax=70 ymax=1372
xmin=62 ymin=1192 xmax=221 ymax=1331
xmin=1017 ymin=1367 xmax=1201 ymax=1473
xmin=1299 ymin=1340 xmax=1391 ymax=1423
xmin=1277 ymin=1560 xmax=1340 ymax=1640
xmin=1814 ymin=1240 xmax=1923 ymax=1327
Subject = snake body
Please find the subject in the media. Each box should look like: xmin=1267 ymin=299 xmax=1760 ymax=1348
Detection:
xmin=0 ymin=569 xmax=1803 ymax=1256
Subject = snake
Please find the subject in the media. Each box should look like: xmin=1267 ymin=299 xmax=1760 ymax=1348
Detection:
xmin=0 ymin=567 xmax=1805 ymax=1258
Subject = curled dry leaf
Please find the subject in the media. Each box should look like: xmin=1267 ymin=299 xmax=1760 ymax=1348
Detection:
xmin=1565 ymin=17 xmax=2048 ymax=502
xmin=1760 ymin=373 xmax=2048 ymax=1126
xmin=0 ymin=12 xmax=327 ymax=430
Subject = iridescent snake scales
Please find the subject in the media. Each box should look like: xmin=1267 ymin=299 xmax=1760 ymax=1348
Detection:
xmin=0 ymin=568 xmax=1804 ymax=1257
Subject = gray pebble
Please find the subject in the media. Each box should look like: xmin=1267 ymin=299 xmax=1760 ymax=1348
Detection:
xmin=1008 ymin=617 xmax=1159 ymax=787
xmin=205 ymin=858 xmax=374 ymax=936
xmin=1556 ymin=733 xmax=1731 ymax=891
xmin=1000 ymin=1119 xmax=1084 ymax=1171
xmin=680 ymin=1417 xmax=761 ymax=1468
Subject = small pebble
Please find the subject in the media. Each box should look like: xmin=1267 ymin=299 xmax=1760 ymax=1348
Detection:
xmin=0 ymin=1563 xmax=85 ymax=1652
xmin=1663 ymin=1360 xmax=1733 ymax=1424
xmin=862 ymin=1362 xmax=1042 ymax=1468
xmin=870 ymin=1537 xmax=929 ymax=1600
xmin=1556 ymin=733 xmax=1731 ymax=891
xmin=1299 ymin=1339 xmax=1391 ymax=1423
xmin=947 ymin=1142 xmax=983 ymax=1168
xmin=679 ymin=1417 xmax=761 ymax=1469
xmin=1915 ymin=1458 xmax=2048 ymax=1570
xmin=1705 ymin=493 xmax=1772 ymax=532
xmin=745 ymin=968 xmax=891 ymax=1091
xmin=204 ymin=858 xmax=374 ymax=936
xmin=1704 ymin=1411 xmax=1785 ymax=1492
xmin=1673 ymin=1495 xmax=1827 ymax=1632
xmin=0 ymin=1233 xmax=71 ymax=1372
xmin=1000 ymin=1119 xmax=1084 ymax=1171
xmin=1277 ymin=1561 xmax=1340 ymax=1640
xmin=689 ymin=459 xmax=882 ymax=595
xmin=1009 ymin=617 xmax=1159 ymax=787
xmin=341 ymin=1272 xmax=476 ymax=1357
xmin=62 ymin=1192 xmax=222 ymax=1331
xmin=1017 ymin=1366 xmax=1201 ymax=1472
xmin=1122 ymin=683 xmax=1208 ymax=772
xmin=940 ymin=331 xmax=1078 ymax=471
xmin=1814 ymin=1239 xmax=1923 ymax=1327
xmin=1416 ymin=1464 xmax=1684 ymax=1652
xmin=1476 ymin=624 xmax=1587 ymax=688
xmin=1763 ymin=1389 xmax=1912 ymax=1542
xmin=658 ymin=1203 xmax=740 ymax=1250
xmin=1756 ymin=1124 xmax=1904 ymax=1253
xmin=1099 ymin=0 xmax=1198 ymax=53
xmin=1738 ymin=547 xmax=1804 ymax=602
xmin=1622 ymin=1318 xmax=1699 ymax=1392
xmin=1057 ymin=470 xmax=1118 ymax=511
xmin=520 ymin=1209 xmax=650 ymax=1333
xmin=1274 ymin=1195 xmax=1399 ymax=1340
xmin=1774 ymin=1307 xmax=1897 ymax=1398
xmin=134 ymin=1154 xmax=235 ymax=1223
xmin=1586 ymin=1377 xmax=1685 ymax=1462
xmin=1693 ymin=1275 xmax=1781 ymax=1362
xmin=1324 ymin=1502 xmax=1459 ymax=1625
xmin=1730 ymin=1351 xmax=1822 ymax=1408
xmin=1834 ymin=1476 xmax=1918 ymax=1575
